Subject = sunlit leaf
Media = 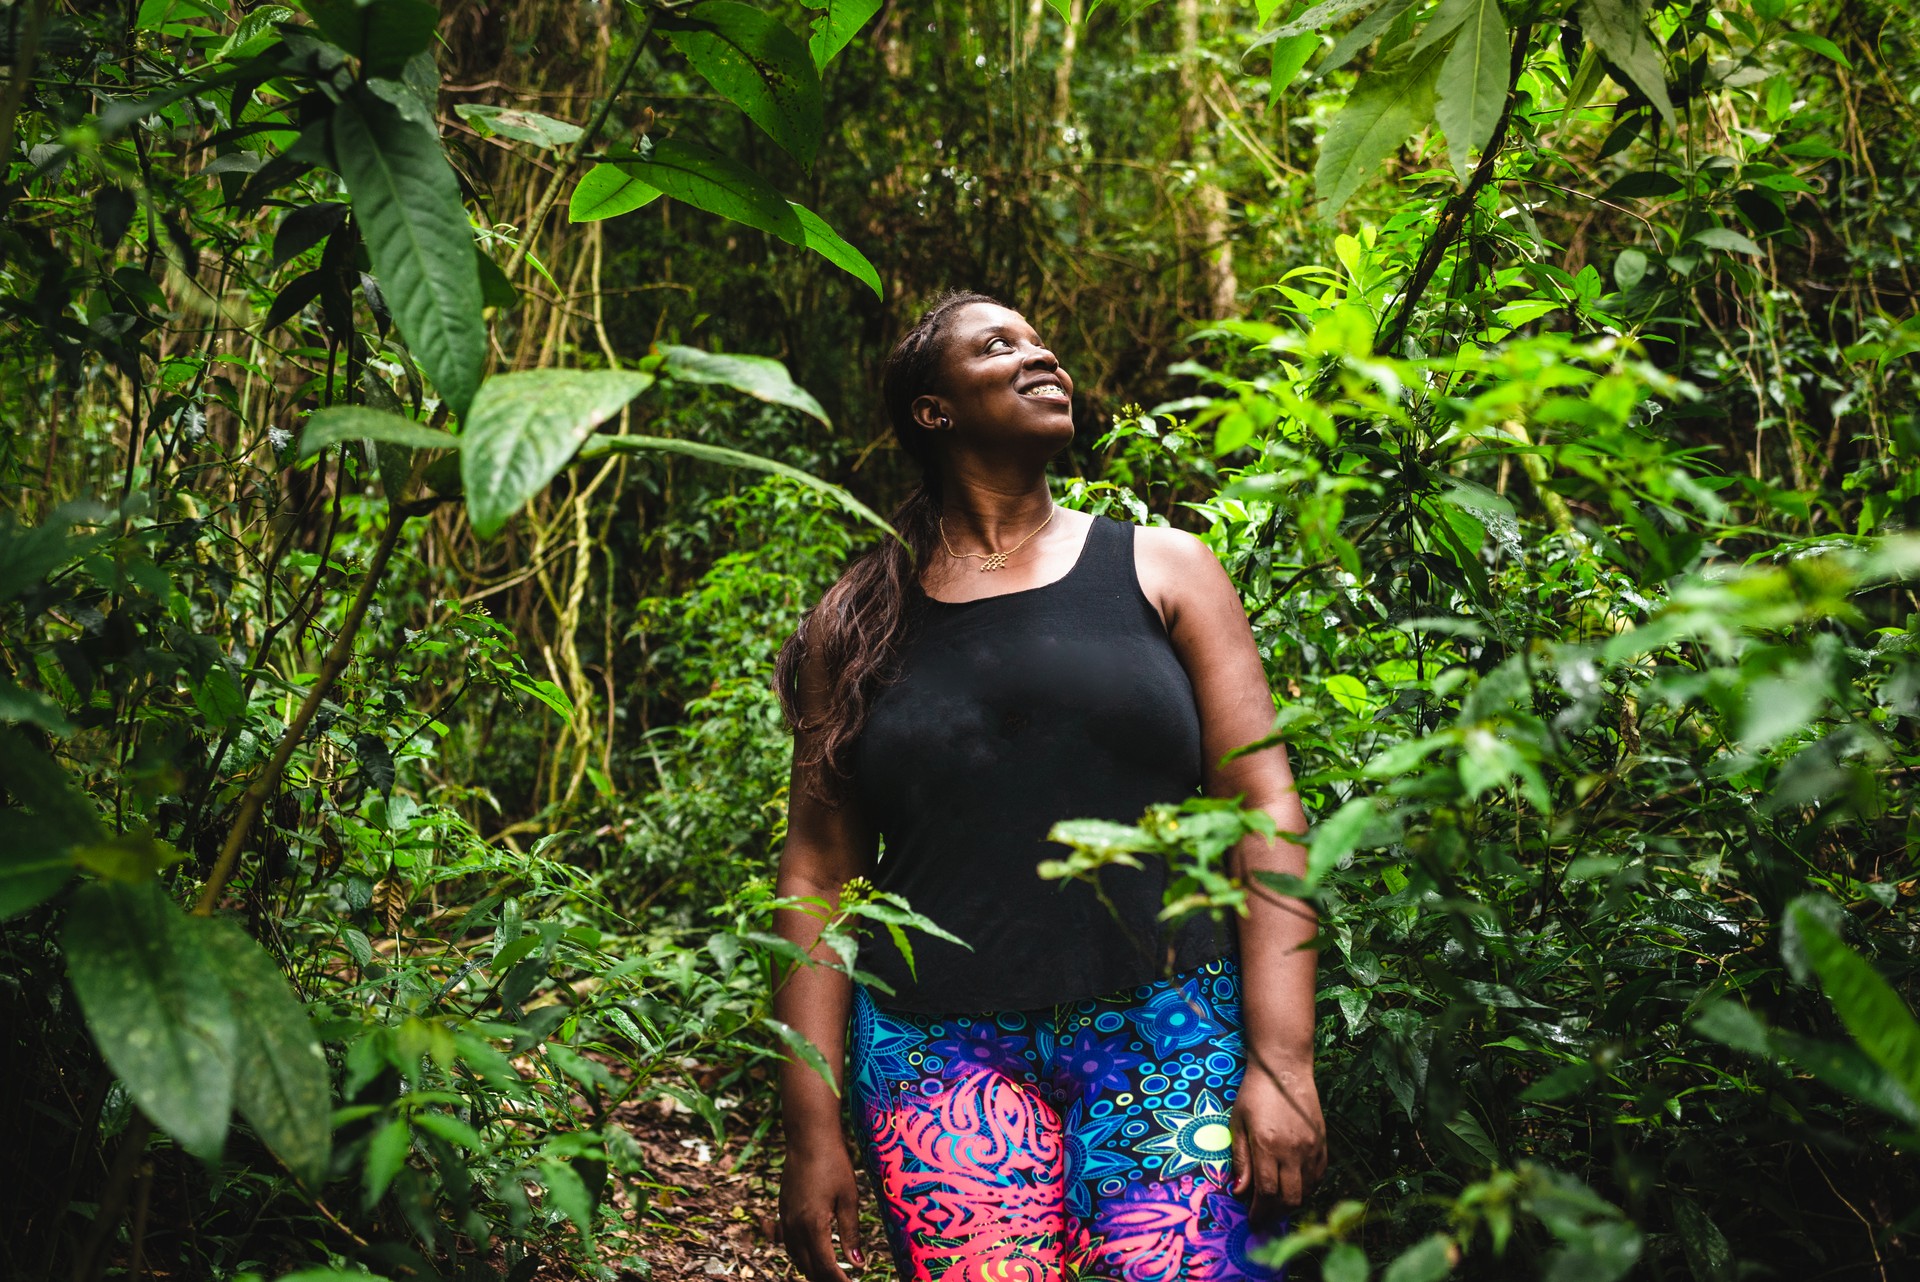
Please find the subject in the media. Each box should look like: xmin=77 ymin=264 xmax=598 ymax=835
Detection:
xmin=666 ymin=2 xmax=823 ymax=168
xmin=461 ymin=369 xmax=655 ymax=538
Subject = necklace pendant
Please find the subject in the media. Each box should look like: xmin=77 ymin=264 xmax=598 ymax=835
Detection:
xmin=980 ymin=552 xmax=1009 ymax=572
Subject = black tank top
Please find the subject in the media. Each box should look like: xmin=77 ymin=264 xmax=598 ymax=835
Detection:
xmin=850 ymin=514 xmax=1229 ymax=1013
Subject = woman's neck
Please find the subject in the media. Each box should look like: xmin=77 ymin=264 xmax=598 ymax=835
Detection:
xmin=937 ymin=476 xmax=1054 ymax=548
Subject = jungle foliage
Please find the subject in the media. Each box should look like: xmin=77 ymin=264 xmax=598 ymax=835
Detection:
xmin=1 ymin=0 xmax=1916 ymax=1279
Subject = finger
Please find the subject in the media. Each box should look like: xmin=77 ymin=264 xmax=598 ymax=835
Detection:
xmin=1230 ymin=1117 xmax=1250 ymax=1195
xmin=810 ymin=1218 xmax=852 ymax=1282
xmin=837 ymin=1189 xmax=865 ymax=1269
xmin=1279 ymin=1157 xmax=1306 ymax=1209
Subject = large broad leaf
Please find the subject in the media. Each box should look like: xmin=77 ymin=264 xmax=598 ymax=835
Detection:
xmin=298 ymin=406 xmax=459 ymax=458
xmin=305 ymin=0 xmax=440 ymax=78
xmin=1313 ymin=40 xmax=1446 ymax=217
xmin=1433 ymin=0 xmax=1508 ymax=180
xmin=461 ymin=369 xmax=656 ymax=538
xmin=804 ymin=0 xmax=881 ymax=70
xmin=790 ymin=201 xmax=881 ymax=297
xmin=568 ymin=162 xmax=663 ymax=224
xmin=64 ymin=881 xmax=238 ymax=1161
xmin=666 ymin=2 xmax=822 ymax=169
xmin=453 ymin=104 xmax=582 ymax=149
xmin=1578 ymin=0 xmax=1675 ymax=129
xmin=601 ymin=139 xmax=804 ymax=246
xmin=1250 ymin=0 xmax=1385 ymax=48
xmin=1785 ymin=896 xmax=1920 ymax=1112
xmin=200 ymin=917 xmax=333 ymax=1187
xmin=581 ymin=434 xmax=893 ymax=537
xmin=657 ymin=344 xmax=829 ymax=424
xmin=333 ymin=82 xmax=486 ymax=419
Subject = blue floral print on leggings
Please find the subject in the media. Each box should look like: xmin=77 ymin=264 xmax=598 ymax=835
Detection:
xmin=848 ymin=955 xmax=1287 ymax=1281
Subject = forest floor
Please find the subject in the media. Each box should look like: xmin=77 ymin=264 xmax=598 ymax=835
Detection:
xmin=540 ymin=1092 xmax=895 ymax=1282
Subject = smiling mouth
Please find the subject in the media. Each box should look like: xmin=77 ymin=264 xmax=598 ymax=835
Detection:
xmin=1021 ymin=382 xmax=1069 ymax=401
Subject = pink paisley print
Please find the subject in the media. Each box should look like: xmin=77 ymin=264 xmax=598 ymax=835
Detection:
xmin=850 ymin=960 xmax=1285 ymax=1282
xmin=869 ymin=1069 xmax=1068 ymax=1277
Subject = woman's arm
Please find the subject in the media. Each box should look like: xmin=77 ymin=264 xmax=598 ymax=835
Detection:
xmin=1138 ymin=526 xmax=1328 ymax=1220
xmin=772 ymin=644 xmax=878 ymax=1282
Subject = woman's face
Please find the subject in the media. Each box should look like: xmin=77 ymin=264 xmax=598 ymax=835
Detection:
xmin=919 ymin=302 xmax=1075 ymax=456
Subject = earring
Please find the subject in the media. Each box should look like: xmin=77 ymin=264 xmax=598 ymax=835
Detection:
xmin=938 ymin=416 xmax=951 ymax=430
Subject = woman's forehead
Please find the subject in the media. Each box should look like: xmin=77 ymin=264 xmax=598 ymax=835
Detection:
xmin=950 ymin=301 xmax=1036 ymax=339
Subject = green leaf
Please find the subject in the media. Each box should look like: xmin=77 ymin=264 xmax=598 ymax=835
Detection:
xmin=333 ymin=82 xmax=486 ymax=419
xmin=453 ymin=104 xmax=583 ymax=148
xmin=0 ymin=675 xmax=75 ymax=736
xmin=0 ymin=816 xmax=78 ymax=917
xmin=1313 ymin=40 xmax=1446 ymax=217
xmin=274 ymin=1271 xmax=393 ymax=1282
xmin=299 ymin=406 xmax=459 ymax=458
xmin=790 ymin=201 xmax=882 ymax=297
xmin=1433 ymin=0 xmax=1507 ymax=181
xmin=1785 ymin=895 xmax=1920 ymax=1111
xmin=461 ymin=369 xmax=656 ymax=538
xmin=605 ymin=139 xmax=805 ymax=246
xmin=1321 ymin=0 xmax=1418 ymax=77
xmin=1613 ymin=247 xmax=1649 ymax=290
xmin=1266 ymin=34 xmax=1321 ymax=107
xmin=762 ymin=1016 xmax=838 ymax=1096
xmin=1780 ymin=30 xmax=1852 ymax=68
xmin=581 ymin=434 xmax=895 ymax=538
xmin=200 ymin=917 xmax=333 ymax=1187
xmin=1382 ymin=1234 xmax=1455 ymax=1282
xmin=1306 ymin=797 xmax=1376 ymax=884
xmin=656 ymin=344 xmax=830 ymax=424
xmin=64 ymin=881 xmax=237 ymax=1161
xmin=1405 ymin=0 xmax=1476 ymax=55
xmin=1323 ymin=1244 xmax=1370 ymax=1282
xmin=807 ymin=0 xmax=881 ymax=69
xmin=1578 ymin=0 xmax=1675 ymax=129
xmin=305 ymin=0 xmax=439 ymax=78
xmin=1258 ymin=0 xmax=1386 ymax=43
xmin=1692 ymin=226 xmax=1764 ymax=256
xmin=536 ymin=1155 xmax=595 ymax=1239
xmin=363 ymin=1115 xmax=411 ymax=1204
xmin=72 ymin=830 xmax=188 ymax=882
xmin=412 ymin=1110 xmax=487 ymax=1151
xmin=568 ymin=162 xmax=662 ymax=224
xmin=666 ymin=2 xmax=823 ymax=169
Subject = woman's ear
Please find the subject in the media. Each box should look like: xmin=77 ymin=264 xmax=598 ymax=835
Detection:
xmin=911 ymin=394 xmax=949 ymax=433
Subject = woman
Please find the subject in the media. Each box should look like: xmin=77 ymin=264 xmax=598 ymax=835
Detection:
xmin=771 ymin=292 xmax=1325 ymax=1282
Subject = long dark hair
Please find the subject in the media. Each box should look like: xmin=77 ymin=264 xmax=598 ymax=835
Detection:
xmin=774 ymin=290 xmax=1001 ymax=803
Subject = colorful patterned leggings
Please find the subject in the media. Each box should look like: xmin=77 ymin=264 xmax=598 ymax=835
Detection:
xmin=848 ymin=956 xmax=1286 ymax=1281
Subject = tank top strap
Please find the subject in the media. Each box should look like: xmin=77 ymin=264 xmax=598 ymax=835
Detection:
xmin=1068 ymin=513 xmax=1136 ymax=592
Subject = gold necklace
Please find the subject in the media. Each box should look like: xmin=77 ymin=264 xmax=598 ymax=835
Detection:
xmin=939 ymin=503 xmax=1057 ymax=572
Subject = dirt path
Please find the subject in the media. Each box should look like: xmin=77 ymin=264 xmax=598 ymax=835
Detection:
xmin=548 ymin=1100 xmax=896 ymax=1281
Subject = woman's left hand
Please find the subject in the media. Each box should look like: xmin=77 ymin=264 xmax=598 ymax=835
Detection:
xmin=1229 ymin=1055 xmax=1327 ymax=1223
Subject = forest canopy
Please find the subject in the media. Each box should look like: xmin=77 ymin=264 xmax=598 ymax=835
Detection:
xmin=1 ymin=0 xmax=1916 ymax=1279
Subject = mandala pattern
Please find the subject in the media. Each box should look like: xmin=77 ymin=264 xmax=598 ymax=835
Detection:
xmin=849 ymin=957 xmax=1287 ymax=1282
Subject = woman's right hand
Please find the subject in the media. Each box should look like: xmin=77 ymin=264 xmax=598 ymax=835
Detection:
xmin=777 ymin=1136 xmax=865 ymax=1281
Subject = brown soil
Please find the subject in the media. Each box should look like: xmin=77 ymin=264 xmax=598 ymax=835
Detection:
xmin=534 ymin=1099 xmax=896 ymax=1282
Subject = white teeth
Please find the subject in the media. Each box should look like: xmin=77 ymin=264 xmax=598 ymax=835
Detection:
xmin=1023 ymin=384 xmax=1067 ymax=399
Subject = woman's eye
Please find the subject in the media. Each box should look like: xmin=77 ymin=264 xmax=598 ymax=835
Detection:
xmin=986 ymin=337 xmax=1010 ymax=351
